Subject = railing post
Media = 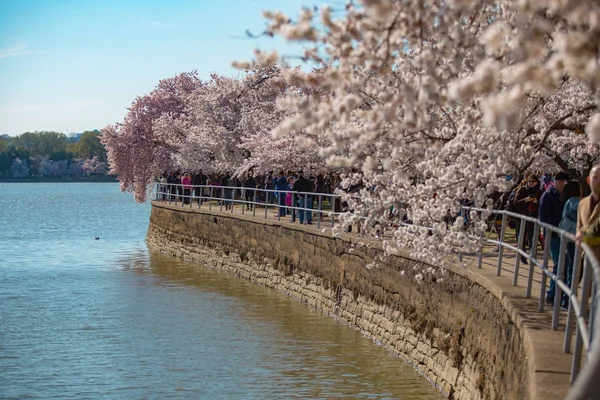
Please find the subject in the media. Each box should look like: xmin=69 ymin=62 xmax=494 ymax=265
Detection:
xmin=201 ymin=184 xmax=206 ymax=208
xmin=564 ymin=246 xmax=583 ymax=353
xmin=526 ymin=223 xmax=540 ymax=298
xmin=209 ymin=187 xmax=213 ymax=210
xmin=317 ymin=195 xmax=322 ymax=229
xmin=497 ymin=213 xmax=507 ymax=276
xmin=477 ymin=228 xmax=484 ymax=269
xmin=241 ymin=187 xmax=245 ymax=215
xmin=331 ymin=195 xmax=336 ymax=228
xmin=513 ymin=217 xmax=526 ymax=286
xmin=589 ymin=281 xmax=597 ymax=352
xmin=265 ymin=190 xmax=269 ymax=220
xmin=304 ymin=193 xmax=308 ymax=225
xmin=539 ymin=232 xmax=552 ymax=312
xmin=571 ymin=258 xmax=593 ymax=382
xmin=291 ymin=192 xmax=296 ymax=223
xmin=552 ymin=236 xmax=568 ymax=330
xmin=220 ymin=186 xmax=224 ymax=212
xmin=277 ymin=192 xmax=281 ymax=222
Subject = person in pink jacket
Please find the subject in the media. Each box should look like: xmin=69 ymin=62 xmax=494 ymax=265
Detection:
xmin=181 ymin=172 xmax=192 ymax=204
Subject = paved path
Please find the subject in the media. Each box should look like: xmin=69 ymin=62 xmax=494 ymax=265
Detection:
xmin=156 ymin=199 xmax=577 ymax=399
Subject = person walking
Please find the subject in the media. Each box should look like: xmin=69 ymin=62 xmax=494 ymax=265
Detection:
xmin=539 ymin=171 xmax=569 ymax=304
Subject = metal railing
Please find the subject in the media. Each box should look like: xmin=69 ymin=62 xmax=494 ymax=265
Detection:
xmin=153 ymin=182 xmax=599 ymax=399
xmin=154 ymin=182 xmax=343 ymax=228
xmin=458 ymin=206 xmax=599 ymax=400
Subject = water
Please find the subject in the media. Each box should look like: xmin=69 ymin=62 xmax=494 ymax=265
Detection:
xmin=0 ymin=183 xmax=440 ymax=399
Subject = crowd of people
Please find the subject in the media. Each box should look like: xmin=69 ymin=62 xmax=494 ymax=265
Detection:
xmin=157 ymin=169 xmax=349 ymax=225
xmin=484 ymin=168 xmax=600 ymax=310
xmin=156 ymin=166 xmax=600 ymax=310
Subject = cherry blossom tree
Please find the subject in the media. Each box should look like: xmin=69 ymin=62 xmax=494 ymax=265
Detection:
xmin=35 ymin=155 xmax=69 ymax=177
xmin=68 ymin=161 xmax=84 ymax=177
xmin=154 ymin=72 xmax=251 ymax=174
xmin=236 ymin=0 xmax=600 ymax=263
xmin=10 ymin=157 xmax=29 ymax=178
xmin=80 ymin=156 xmax=108 ymax=176
xmin=103 ymin=0 xmax=600 ymax=264
xmin=102 ymin=71 xmax=201 ymax=202
xmin=153 ymin=65 xmax=327 ymax=177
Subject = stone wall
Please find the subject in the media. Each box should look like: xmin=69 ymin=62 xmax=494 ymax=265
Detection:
xmin=147 ymin=203 xmax=528 ymax=400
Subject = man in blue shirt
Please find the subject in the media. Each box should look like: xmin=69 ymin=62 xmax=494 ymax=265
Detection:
xmin=539 ymin=171 xmax=569 ymax=303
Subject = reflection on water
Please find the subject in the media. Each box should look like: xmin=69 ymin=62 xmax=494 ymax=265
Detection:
xmin=0 ymin=183 xmax=440 ymax=399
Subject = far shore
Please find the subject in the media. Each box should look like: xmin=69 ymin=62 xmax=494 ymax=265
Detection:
xmin=0 ymin=177 xmax=118 ymax=183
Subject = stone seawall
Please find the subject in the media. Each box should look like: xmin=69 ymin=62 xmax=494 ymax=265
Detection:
xmin=147 ymin=203 xmax=528 ymax=400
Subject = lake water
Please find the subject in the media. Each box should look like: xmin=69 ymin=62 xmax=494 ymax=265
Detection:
xmin=0 ymin=183 xmax=440 ymax=399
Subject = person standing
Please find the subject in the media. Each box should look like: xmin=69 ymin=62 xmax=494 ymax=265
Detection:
xmin=244 ymin=173 xmax=257 ymax=211
xmin=292 ymin=170 xmax=313 ymax=224
xmin=557 ymin=181 xmax=582 ymax=308
xmin=539 ymin=172 xmax=569 ymax=304
xmin=181 ymin=172 xmax=192 ymax=205
xmin=513 ymin=175 xmax=542 ymax=263
xmin=167 ymin=172 xmax=176 ymax=201
xmin=265 ymin=171 xmax=275 ymax=204
xmin=273 ymin=170 xmax=288 ymax=217
xmin=576 ymin=166 xmax=600 ymax=251
xmin=193 ymin=169 xmax=206 ymax=204
xmin=158 ymin=173 xmax=167 ymax=200
xmin=221 ymin=172 xmax=233 ymax=210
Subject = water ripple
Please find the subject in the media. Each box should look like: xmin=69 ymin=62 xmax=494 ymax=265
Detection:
xmin=0 ymin=183 xmax=440 ymax=399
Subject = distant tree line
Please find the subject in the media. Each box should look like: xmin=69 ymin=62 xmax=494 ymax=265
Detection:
xmin=0 ymin=130 xmax=112 ymax=179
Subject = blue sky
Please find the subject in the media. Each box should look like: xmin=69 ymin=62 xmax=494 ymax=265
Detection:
xmin=0 ymin=0 xmax=322 ymax=136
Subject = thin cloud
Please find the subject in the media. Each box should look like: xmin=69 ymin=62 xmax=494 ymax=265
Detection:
xmin=0 ymin=45 xmax=34 ymax=59
xmin=138 ymin=18 xmax=175 ymax=31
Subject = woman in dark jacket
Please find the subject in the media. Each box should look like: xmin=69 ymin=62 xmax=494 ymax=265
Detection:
xmin=244 ymin=174 xmax=257 ymax=210
xmin=513 ymin=175 xmax=543 ymax=263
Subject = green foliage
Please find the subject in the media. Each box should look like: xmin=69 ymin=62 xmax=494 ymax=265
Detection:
xmin=11 ymin=131 xmax=68 ymax=156
xmin=72 ymin=131 xmax=106 ymax=161
xmin=0 ymin=129 xmax=108 ymax=178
